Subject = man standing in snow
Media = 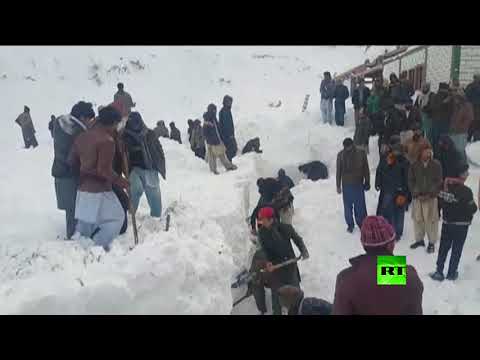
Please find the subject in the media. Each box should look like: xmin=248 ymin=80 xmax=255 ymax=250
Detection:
xmin=203 ymin=103 xmax=237 ymax=175
xmin=256 ymin=206 xmax=309 ymax=315
xmin=333 ymin=78 xmax=349 ymax=126
xmin=190 ymin=119 xmax=206 ymax=160
xmin=333 ymin=216 xmax=424 ymax=315
xmin=15 ymin=106 xmax=38 ymax=149
xmin=219 ymin=95 xmax=238 ymax=163
xmin=320 ymin=72 xmax=335 ymax=125
xmin=277 ymin=169 xmax=295 ymax=190
xmin=336 ymin=138 xmax=370 ymax=233
xmin=52 ymin=101 xmax=94 ymax=240
xmin=122 ymin=111 xmax=166 ymax=218
xmin=465 ymin=73 xmax=480 ymax=142
xmin=69 ymin=106 xmax=128 ymax=251
xmin=352 ymin=77 xmax=371 ymax=127
xmin=113 ymin=83 xmax=135 ymax=130
xmin=430 ymin=172 xmax=477 ymax=281
xmin=169 ymin=122 xmax=182 ymax=144
xmin=408 ymin=145 xmax=443 ymax=253
xmin=153 ymin=120 xmax=169 ymax=139
xmin=49 ymin=115 xmax=57 ymax=138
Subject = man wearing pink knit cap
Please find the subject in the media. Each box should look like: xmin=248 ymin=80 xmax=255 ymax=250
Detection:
xmin=333 ymin=216 xmax=424 ymax=315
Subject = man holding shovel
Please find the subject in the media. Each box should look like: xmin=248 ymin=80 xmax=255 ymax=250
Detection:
xmin=256 ymin=206 xmax=309 ymax=315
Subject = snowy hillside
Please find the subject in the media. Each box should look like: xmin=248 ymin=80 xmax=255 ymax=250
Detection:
xmin=1 ymin=46 xmax=479 ymax=315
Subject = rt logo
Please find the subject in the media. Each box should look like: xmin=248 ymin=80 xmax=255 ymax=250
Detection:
xmin=377 ymin=256 xmax=407 ymax=286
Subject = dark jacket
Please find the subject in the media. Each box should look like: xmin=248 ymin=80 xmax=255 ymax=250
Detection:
xmin=353 ymin=116 xmax=371 ymax=146
xmin=352 ymin=86 xmax=371 ymax=110
xmin=49 ymin=117 xmax=56 ymax=138
xmin=333 ymin=252 xmax=423 ymax=315
xmin=170 ymin=126 xmax=182 ymax=144
xmin=218 ymin=106 xmax=235 ymax=141
xmin=320 ymin=79 xmax=335 ymax=100
xmin=299 ymin=161 xmax=328 ymax=181
xmin=465 ymin=82 xmax=480 ymax=106
xmin=408 ymin=159 xmax=443 ymax=198
xmin=450 ymin=100 xmax=474 ymax=134
xmin=153 ymin=124 xmax=169 ymax=138
xmin=405 ymin=107 xmax=422 ymax=132
xmin=272 ymin=187 xmax=294 ymax=212
xmin=190 ymin=123 xmax=206 ymax=151
xmin=440 ymin=183 xmax=477 ymax=224
xmin=336 ymin=147 xmax=370 ymax=188
xmin=430 ymin=91 xmax=452 ymax=124
xmin=250 ymin=178 xmax=283 ymax=230
xmin=203 ymin=111 xmax=222 ymax=146
xmin=437 ymin=136 xmax=468 ymax=180
xmin=52 ymin=114 xmax=88 ymax=178
xmin=70 ymin=125 xmax=123 ymax=193
xmin=389 ymin=82 xmax=412 ymax=105
xmin=278 ymin=174 xmax=295 ymax=190
xmin=334 ymin=85 xmax=350 ymax=112
xmin=289 ymin=296 xmax=332 ymax=315
xmin=258 ymin=222 xmax=308 ymax=285
xmin=384 ymin=107 xmax=406 ymax=143
xmin=122 ymin=121 xmax=166 ymax=180
xmin=375 ymin=154 xmax=409 ymax=195
xmin=242 ymin=138 xmax=262 ymax=154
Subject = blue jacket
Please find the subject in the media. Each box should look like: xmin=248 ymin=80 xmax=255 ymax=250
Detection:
xmin=334 ymin=85 xmax=350 ymax=112
xmin=320 ymin=79 xmax=335 ymax=100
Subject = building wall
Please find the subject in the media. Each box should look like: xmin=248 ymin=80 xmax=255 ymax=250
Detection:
xmin=425 ymin=46 xmax=452 ymax=92
xmin=459 ymin=46 xmax=480 ymax=86
xmin=399 ymin=48 xmax=426 ymax=72
xmin=383 ymin=59 xmax=400 ymax=80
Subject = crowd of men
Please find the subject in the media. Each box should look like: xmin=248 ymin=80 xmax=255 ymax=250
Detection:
xmin=14 ymin=72 xmax=480 ymax=315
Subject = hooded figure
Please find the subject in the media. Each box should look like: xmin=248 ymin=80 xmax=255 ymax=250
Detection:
xmin=154 ymin=121 xmax=169 ymax=139
xmin=123 ymin=112 xmax=166 ymax=218
xmin=333 ymin=216 xmax=424 ymax=315
xmin=169 ymin=122 xmax=182 ymax=144
xmin=52 ymin=101 xmax=94 ymax=239
xmin=242 ymin=137 xmax=263 ymax=154
xmin=190 ymin=119 xmax=206 ymax=159
xmin=277 ymin=169 xmax=295 ymax=190
xmin=218 ymin=95 xmax=237 ymax=162
xmin=15 ymin=105 xmax=38 ymax=148
xmin=203 ymin=104 xmax=237 ymax=174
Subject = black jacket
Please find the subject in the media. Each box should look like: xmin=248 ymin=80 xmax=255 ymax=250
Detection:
xmin=218 ymin=106 xmax=235 ymax=141
xmin=250 ymin=178 xmax=283 ymax=230
xmin=334 ymin=85 xmax=350 ymax=112
xmin=299 ymin=161 xmax=328 ymax=181
xmin=170 ymin=127 xmax=182 ymax=144
xmin=203 ymin=112 xmax=222 ymax=146
xmin=438 ymin=137 xmax=468 ymax=180
xmin=384 ymin=107 xmax=406 ymax=143
xmin=278 ymin=175 xmax=295 ymax=190
xmin=375 ymin=154 xmax=409 ymax=195
xmin=352 ymin=86 xmax=371 ymax=110
xmin=320 ymin=79 xmax=335 ymax=100
xmin=242 ymin=138 xmax=262 ymax=154
xmin=440 ymin=183 xmax=477 ymax=224
xmin=51 ymin=115 xmax=87 ymax=178
xmin=466 ymin=82 xmax=480 ymax=106
xmin=430 ymin=91 xmax=453 ymax=124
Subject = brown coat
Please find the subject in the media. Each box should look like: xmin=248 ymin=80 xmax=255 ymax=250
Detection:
xmin=408 ymin=158 xmax=443 ymax=198
xmin=70 ymin=126 xmax=123 ymax=193
xmin=405 ymin=136 xmax=431 ymax=164
xmin=450 ymin=101 xmax=474 ymax=134
xmin=332 ymin=253 xmax=423 ymax=315
xmin=336 ymin=146 xmax=370 ymax=188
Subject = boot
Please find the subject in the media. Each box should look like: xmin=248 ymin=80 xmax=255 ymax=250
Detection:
xmin=410 ymin=240 xmax=425 ymax=249
xmin=429 ymin=271 xmax=445 ymax=282
xmin=427 ymin=243 xmax=435 ymax=254
xmin=347 ymin=226 xmax=354 ymax=234
xmin=227 ymin=164 xmax=238 ymax=171
xmin=446 ymin=271 xmax=458 ymax=281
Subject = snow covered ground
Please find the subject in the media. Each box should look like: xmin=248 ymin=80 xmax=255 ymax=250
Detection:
xmin=1 ymin=46 xmax=479 ymax=315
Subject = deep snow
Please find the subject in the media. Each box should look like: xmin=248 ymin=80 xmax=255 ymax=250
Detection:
xmin=1 ymin=46 xmax=480 ymax=315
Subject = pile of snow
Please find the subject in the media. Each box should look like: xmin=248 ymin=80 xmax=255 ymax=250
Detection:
xmin=2 ymin=46 xmax=479 ymax=315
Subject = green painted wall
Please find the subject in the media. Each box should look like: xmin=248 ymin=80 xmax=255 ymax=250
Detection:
xmin=451 ymin=46 xmax=461 ymax=81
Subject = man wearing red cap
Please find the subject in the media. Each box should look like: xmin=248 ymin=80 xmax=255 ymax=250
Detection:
xmin=333 ymin=216 xmax=423 ymax=315
xmin=257 ymin=206 xmax=309 ymax=315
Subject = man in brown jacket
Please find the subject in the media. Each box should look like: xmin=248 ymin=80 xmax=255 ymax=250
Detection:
xmin=404 ymin=124 xmax=432 ymax=164
xmin=449 ymin=93 xmax=474 ymax=163
xmin=69 ymin=106 xmax=129 ymax=251
xmin=336 ymin=138 xmax=370 ymax=233
xmin=333 ymin=216 xmax=423 ymax=315
xmin=15 ymin=106 xmax=38 ymax=149
xmin=408 ymin=145 xmax=443 ymax=253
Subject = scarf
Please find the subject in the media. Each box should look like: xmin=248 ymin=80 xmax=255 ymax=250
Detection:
xmin=417 ymin=91 xmax=431 ymax=109
xmin=124 ymin=127 xmax=154 ymax=170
